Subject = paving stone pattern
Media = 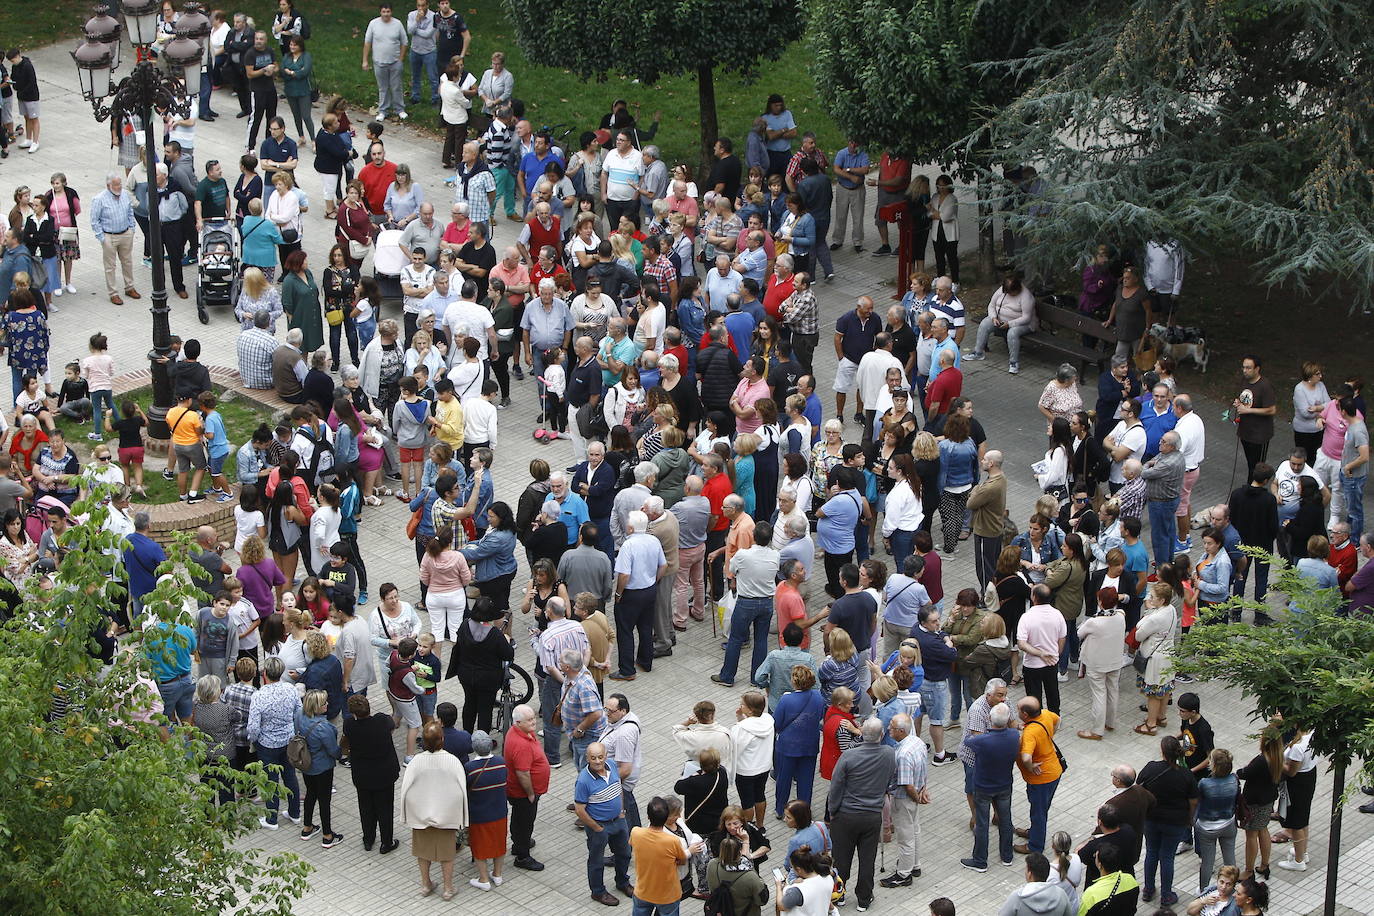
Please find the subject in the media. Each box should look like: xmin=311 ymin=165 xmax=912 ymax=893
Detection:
xmin=8 ymin=39 xmax=1371 ymax=915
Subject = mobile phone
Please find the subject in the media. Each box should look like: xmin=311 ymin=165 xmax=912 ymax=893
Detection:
xmin=772 ymin=868 xmax=786 ymax=883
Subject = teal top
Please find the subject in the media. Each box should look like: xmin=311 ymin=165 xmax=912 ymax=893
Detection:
xmin=283 ymin=269 xmax=324 ymax=354
xmin=281 ymin=50 xmax=314 ymax=98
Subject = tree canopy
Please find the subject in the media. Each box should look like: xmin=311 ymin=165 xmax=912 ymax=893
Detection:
xmin=965 ymin=0 xmax=1374 ymax=306
xmin=501 ymin=0 xmax=805 ymax=172
xmin=0 ymin=493 xmax=309 ymax=915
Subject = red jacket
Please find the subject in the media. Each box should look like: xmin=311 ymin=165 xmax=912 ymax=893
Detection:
xmin=821 ymin=705 xmax=856 ymax=780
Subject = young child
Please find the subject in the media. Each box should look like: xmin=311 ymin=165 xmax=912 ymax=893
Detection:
xmin=411 ymin=632 xmax=442 ymax=722
xmin=320 ymin=541 xmax=359 ymax=608
xmin=195 ymin=591 xmax=240 ymax=682
xmin=399 ymin=247 xmax=436 ymax=343
xmin=412 ymin=364 xmax=436 ymax=403
xmin=386 ymin=636 xmax=423 ymax=762
xmin=106 ymin=399 xmax=148 ymax=496
xmin=336 ymin=466 xmax=368 ymax=605
xmin=536 ymin=344 xmax=566 ymax=440
xmin=198 ymin=391 xmax=233 ymax=502
xmin=234 ymin=484 xmax=266 ymax=553
xmin=391 ymin=376 xmax=431 ymax=501
xmin=164 ymin=392 xmax=206 ymax=502
xmin=15 ymin=374 xmax=56 ymax=434
xmin=81 ymin=332 xmax=116 ymax=442
xmin=353 ymin=276 xmax=380 ymax=351
xmin=297 ymin=575 xmax=332 ymax=625
xmin=56 ymin=361 xmax=92 ymax=424
xmin=223 ymin=576 xmax=261 ymax=683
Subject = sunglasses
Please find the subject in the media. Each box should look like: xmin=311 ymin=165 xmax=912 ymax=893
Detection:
xmin=97 ymin=455 xmax=112 ymax=461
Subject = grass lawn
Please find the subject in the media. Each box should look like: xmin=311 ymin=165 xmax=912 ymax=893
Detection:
xmin=51 ymin=385 xmax=277 ymax=504
xmin=230 ymin=0 xmax=841 ymax=170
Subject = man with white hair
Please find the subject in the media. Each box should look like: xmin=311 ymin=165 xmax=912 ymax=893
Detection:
xmin=517 ymin=200 xmax=560 ymax=265
xmin=881 ymin=712 xmax=928 ymax=889
xmin=637 ymin=144 xmax=669 ymax=221
xmin=930 ymin=276 xmax=965 ymax=344
xmin=504 ymin=703 xmax=550 ymax=871
xmin=238 ymin=309 xmax=279 ymax=390
xmin=548 ymin=470 xmax=591 ymax=547
xmin=90 ymin=170 xmax=141 ymax=305
xmin=271 ymin=328 xmax=309 ymax=404
xmin=958 ymin=678 xmax=1009 ymax=827
xmin=521 ymin=278 xmax=573 ymax=400
xmin=420 ymin=270 xmax=459 ymax=326
xmin=1141 ymin=429 xmax=1186 ymax=566
xmin=829 ymin=717 xmax=897 ymax=910
xmin=671 ymin=475 xmax=711 ymax=627
xmin=442 ymin=278 xmax=497 ymax=361
xmin=961 ymin=701 xmax=1021 ymax=872
xmin=611 ymin=462 xmax=657 ymax=551
xmin=644 ymin=496 xmax=681 ymax=658
xmin=537 ymin=596 xmax=592 ymax=768
xmin=610 ymin=510 xmax=667 ymax=681
xmin=854 ymin=331 xmax=906 ymax=449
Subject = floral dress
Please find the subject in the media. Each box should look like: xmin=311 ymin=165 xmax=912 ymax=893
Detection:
xmin=4 ymin=308 xmax=50 ymax=377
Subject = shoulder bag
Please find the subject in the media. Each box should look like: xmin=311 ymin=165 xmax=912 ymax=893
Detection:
xmin=1029 ymin=718 xmax=1068 ymax=773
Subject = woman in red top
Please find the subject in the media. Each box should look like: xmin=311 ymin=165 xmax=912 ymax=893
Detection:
xmin=9 ymin=416 xmax=47 ymax=476
xmin=819 ymin=685 xmax=861 ymax=780
xmin=335 ymin=180 xmax=373 ymax=270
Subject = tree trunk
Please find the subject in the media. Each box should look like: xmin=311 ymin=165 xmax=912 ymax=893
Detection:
xmin=1325 ymin=758 xmax=1344 ymax=916
xmin=696 ymin=64 xmax=718 ymax=186
xmin=976 ymin=170 xmax=996 ymax=278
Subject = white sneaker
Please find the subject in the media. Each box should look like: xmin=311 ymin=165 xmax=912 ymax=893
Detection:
xmin=52 ymin=287 xmax=62 ymax=297
xmin=259 ymin=816 xmax=280 ymax=830
xmin=1277 ymin=858 xmax=1308 ymax=872
xmin=27 ymin=142 xmax=39 ymax=154
xmin=1056 ymin=672 xmax=1069 ymax=682
xmin=1008 ymin=363 xmax=1020 ymax=375
xmin=469 ymin=878 xmax=492 ymax=891
xmin=65 ymin=283 xmax=76 ymax=294
xmin=17 ymin=139 xmax=30 ymax=149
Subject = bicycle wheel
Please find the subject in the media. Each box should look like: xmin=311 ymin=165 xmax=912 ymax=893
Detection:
xmin=495 ymin=691 xmax=514 ymax=736
xmin=506 ymin=662 xmax=535 ymax=705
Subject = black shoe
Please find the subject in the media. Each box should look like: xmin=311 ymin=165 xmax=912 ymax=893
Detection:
xmin=829 ymin=243 xmax=842 ymax=251
xmin=1360 ymin=800 xmax=1374 ymax=814
xmin=201 ymin=115 xmax=217 ymax=122
xmin=871 ymin=245 xmax=892 ymax=257
xmin=602 ymin=856 xmax=617 ymax=867
xmin=236 ymin=111 xmax=250 ymax=119
xmin=363 ymin=840 xmax=374 ymax=851
xmin=187 ymin=493 xmax=205 ymax=504
xmin=512 ymin=365 xmax=525 ymax=380
xmin=514 ymin=856 xmax=545 ymax=871
xmin=879 ymin=872 xmax=912 ymax=888
xmin=162 ymin=469 xmax=176 ymax=481
xmin=1362 ymin=786 xmax=1374 ymax=796
xmin=379 ymin=839 xmax=400 ymax=854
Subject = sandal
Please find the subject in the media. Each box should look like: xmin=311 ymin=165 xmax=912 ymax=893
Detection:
xmin=1271 ymin=831 xmax=1292 ymax=844
xmin=364 ymin=495 xmax=382 ymax=507
xmin=1009 ymin=676 xmax=1024 ymax=686
xmin=1133 ymin=723 xmax=1158 ymax=736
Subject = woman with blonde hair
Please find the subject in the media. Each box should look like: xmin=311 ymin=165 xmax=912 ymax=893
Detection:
xmin=817 ymin=627 xmax=861 ymax=702
xmin=266 ymin=170 xmax=303 ymax=272
xmin=235 ymin=266 xmax=283 ymax=330
xmin=295 ymin=687 xmax=345 ymax=847
xmin=299 ymin=629 xmax=344 ymax=720
xmin=911 ymin=430 xmax=941 ymax=533
xmin=733 ymin=432 xmax=759 ymax=518
xmin=963 ymin=613 xmax=1011 ymax=700
xmin=400 ymin=721 xmax=469 ymax=899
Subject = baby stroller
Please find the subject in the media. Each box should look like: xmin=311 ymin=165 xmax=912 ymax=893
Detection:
xmin=371 ymin=227 xmax=407 ymax=310
xmin=196 ymin=219 xmax=240 ymax=325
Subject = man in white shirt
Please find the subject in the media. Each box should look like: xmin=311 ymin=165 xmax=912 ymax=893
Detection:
xmin=1271 ymin=447 xmax=1324 ymax=523
xmin=441 ymin=278 xmax=497 ymax=362
xmin=420 ymin=269 xmax=459 ymax=325
xmin=704 ymin=255 xmax=743 ymax=313
xmin=931 ymin=276 xmax=966 ymax=344
xmin=1105 ymin=399 xmax=1147 ymax=493
xmin=399 ymin=248 xmax=436 ymax=344
xmin=632 ymin=289 xmax=666 ymax=355
xmin=1172 ymin=393 xmax=1206 ymax=547
xmin=600 ymin=130 xmax=644 ymax=233
xmin=854 ymin=332 xmax=906 ymax=449
xmin=461 ymin=379 xmax=499 ymax=458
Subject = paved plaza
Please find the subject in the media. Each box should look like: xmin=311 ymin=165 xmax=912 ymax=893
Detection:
xmin=7 ymin=39 xmax=1373 ymax=915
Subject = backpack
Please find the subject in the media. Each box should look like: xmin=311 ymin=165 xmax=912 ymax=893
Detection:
xmin=703 ymin=872 xmax=742 ymax=916
xmin=286 ymin=720 xmax=323 ymax=771
xmin=296 ymin=14 xmax=311 ymax=39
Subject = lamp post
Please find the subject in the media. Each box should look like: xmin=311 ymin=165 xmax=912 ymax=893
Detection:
xmin=71 ymin=2 xmax=206 ymax=439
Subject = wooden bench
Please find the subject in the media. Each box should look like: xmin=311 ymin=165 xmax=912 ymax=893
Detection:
xmin=1021 ymin=298 xmax=1125 ymax=378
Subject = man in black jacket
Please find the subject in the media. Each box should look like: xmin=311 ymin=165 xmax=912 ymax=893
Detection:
xmin=1094 ymin=355 xmax=1140 ymax=446
xmin=1228 ymin=461 xmax=1279 ymax=617
xmin=222 ymin=14 xmax=256 ymax=118
xmin=695 ymin=327 xmax=742 ymax=437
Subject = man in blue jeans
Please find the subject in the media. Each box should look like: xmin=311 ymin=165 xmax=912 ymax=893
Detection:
xmin=574 ymin=742 xmax=634 ymax=906
xmin=1340 ymin=397 xmax=1369 ymax=540
xmin=911 ymin=605 xmax=958 ymax=766
xmin=1015 ymin=696 xmax=1064 ymax=856
xmin=1141 ymin=431 xmax=1186 ymax=567
xmin=247 ymin=657 xmax=303 ymax=829
xmin=560 ymin=650 xmax=605 ymax=771
xmin=714 ymin=520 xmax=780 ymax=687
xmin=960 ymin=701 xmax=1020 ymax=872
xmin=144 ymin=615 xmax=197 ymax=723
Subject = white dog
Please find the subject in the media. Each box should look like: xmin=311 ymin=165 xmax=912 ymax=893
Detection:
xmin=1147 ymin=322 xmax=1209 ymax=372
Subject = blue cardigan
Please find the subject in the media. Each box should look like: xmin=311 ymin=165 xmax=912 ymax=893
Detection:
xmin=461 ymin=527 xmax=518 ymax=581
xmin=937 ymin=438 xmax=979 ymax=492
xmin=293 ymin=710 xmax=342 ymax=775
xmin=773 ymin=687 xmax=825 ymax=757
xmin=790 ymin=212 xmax=816 ymax=256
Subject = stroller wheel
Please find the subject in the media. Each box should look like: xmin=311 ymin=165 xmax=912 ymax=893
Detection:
xmin=197 ymin=305 xmax=210 ymax=325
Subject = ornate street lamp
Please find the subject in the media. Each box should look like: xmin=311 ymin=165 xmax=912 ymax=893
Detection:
xmin=71 ymin=3 xmax=206 ymax=439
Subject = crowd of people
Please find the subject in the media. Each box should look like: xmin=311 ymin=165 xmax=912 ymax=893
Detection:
xmin=6 ymin=4 xmax=1371 ymax=915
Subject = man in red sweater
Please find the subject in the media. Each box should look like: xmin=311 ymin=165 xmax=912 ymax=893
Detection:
xmin=924 ymin=349 xmax=963 ymax=423
xmin=359 ymin=141 xmax=398 ymax=215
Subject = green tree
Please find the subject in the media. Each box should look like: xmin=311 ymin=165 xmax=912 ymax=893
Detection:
xmin=808 ymin=0 xmax=1068 ymax=266
xmin=968 ymin=0 xmax=1374 ymax=308
xmin=501 ymin=0 xmax=805 ymax=175
xmin=1177 ymin=551 xmax=1374 ymax=916
xmin=0 ymin=491 xmax=310 ymax=915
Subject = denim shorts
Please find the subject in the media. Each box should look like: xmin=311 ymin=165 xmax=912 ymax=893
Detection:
xmin=208 ymin=451 xmax=228 ymax=476
xmin=919 ymin=678 xmax=950 ymax=726
xmin=416 ymin=692 xmax=436 ymax=720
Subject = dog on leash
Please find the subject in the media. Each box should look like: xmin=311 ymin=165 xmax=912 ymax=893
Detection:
xmin=1147 ymin=322 xmax=1209 ymax=372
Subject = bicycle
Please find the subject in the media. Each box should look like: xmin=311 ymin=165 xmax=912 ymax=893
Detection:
xmin=493 ymin=659 xmax=535 ymax=738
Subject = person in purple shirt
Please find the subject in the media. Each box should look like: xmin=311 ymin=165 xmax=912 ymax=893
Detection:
xmin=1343 ymin=533 xmax=1374 ymax=615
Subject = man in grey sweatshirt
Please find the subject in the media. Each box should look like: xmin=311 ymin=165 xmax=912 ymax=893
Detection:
xmin=828 ymin=717 xmax=897 ymax=910
xmin=997 ymin=852 xmax=1074 ymax=916
xmin=1140 ymin=430 xmax=1186 ymax=566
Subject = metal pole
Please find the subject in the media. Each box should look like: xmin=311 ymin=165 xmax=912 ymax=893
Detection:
xmin=141 ymin=62 xmax=175 ymax=440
